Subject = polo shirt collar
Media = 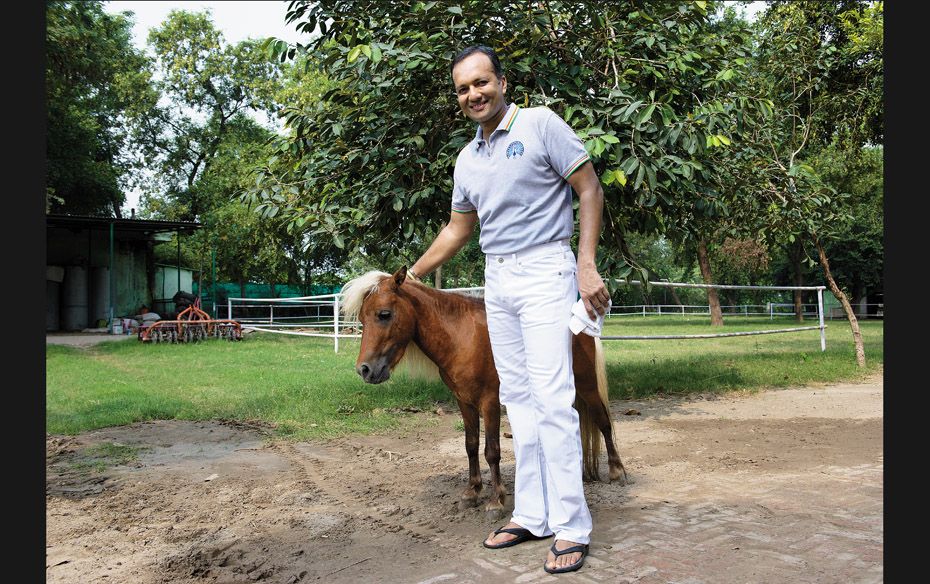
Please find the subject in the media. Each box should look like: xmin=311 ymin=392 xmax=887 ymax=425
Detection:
xmin=474 ymin=102 xmax=520 ymax=151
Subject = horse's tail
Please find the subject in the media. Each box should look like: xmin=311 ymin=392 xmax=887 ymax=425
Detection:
xmin=579 ymin=336 xmax=609 ymax=481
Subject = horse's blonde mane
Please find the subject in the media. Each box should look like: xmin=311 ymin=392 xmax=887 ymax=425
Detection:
xmin=395 ymin=341 xmax=441 ymax=381
xmin=340 ymin=271 xmax=391 ymax=321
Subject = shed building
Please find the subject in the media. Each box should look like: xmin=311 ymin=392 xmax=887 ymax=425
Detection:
xmin=46 ymin=214 xmax=201 ymax=332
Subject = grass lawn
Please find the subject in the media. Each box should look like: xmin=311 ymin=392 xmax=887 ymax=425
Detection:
xmin=46 ymin=316 xmax=882 ymax=439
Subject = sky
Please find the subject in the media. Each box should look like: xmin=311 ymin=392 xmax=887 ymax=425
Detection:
xmin=102 ymin=1 xmax=768 ymax=213
xmin=104 ymin=1 xmax=310 ymax=51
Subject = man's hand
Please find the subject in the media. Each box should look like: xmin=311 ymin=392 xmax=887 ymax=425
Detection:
xmin=578 ymin=263 xmax=610 ymax=320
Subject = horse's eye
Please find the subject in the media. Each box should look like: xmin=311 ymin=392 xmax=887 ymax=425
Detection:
xmin=377 ymin=310 xmax=392 ymax=321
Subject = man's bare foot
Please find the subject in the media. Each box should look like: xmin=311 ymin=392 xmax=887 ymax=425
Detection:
xmin=484 ymin=521 xmax=525 ymax=547
xmin=545 ymin=539 xmax=586 ymax=572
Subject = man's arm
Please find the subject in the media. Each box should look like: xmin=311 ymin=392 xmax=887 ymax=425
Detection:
xmin=410 ymin=210 xmax=478 ymax=279
xmin=567 ymin=162 xmax=611 ymax=319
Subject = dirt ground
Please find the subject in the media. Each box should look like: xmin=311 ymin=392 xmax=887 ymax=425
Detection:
xmin=46 ymin=374 xmax=883 ymax=584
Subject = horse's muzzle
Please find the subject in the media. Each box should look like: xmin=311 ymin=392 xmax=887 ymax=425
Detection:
xmin=357 ymin=361 xmax=390 ymax=384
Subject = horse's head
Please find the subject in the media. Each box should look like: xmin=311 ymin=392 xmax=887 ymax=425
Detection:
xmin=341 ymin=266 xmax=418 ymax=384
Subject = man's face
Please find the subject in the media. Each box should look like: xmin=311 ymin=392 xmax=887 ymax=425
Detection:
xmin=452 ymin=53 xmax=508 ymax=126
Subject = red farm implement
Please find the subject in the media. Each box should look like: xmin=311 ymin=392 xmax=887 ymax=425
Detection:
xmin=139 ymin=304 xmax=242 ymax=343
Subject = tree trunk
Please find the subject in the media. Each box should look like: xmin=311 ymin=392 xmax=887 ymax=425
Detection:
xmin=790 ymin=239 xmax=804 ymax=322
xmin=646 ymin=268 xmax=683 ymax=306
xmin=815 ymin=237 xmax=865 ymax=367
xmin=697 ymin=239 xmax=724 ymax=326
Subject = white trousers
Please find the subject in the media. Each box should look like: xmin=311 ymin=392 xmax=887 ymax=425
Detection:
xmin=484 ymin=239 xmax=592 ymax=545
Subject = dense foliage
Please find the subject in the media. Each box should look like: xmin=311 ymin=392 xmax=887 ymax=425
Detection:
xmin=248 ymin=1 xmax=774 ymax=288
xmin=46 ymin=1 xmax=883 ymax=323
xmin=46 ymin=1 xmax=151 ymax=216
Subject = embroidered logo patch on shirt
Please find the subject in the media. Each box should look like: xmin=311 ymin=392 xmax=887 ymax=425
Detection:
xmin=506 ymin=141 xmax=525 ymax=159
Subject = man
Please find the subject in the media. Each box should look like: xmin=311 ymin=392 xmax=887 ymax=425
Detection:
xmin=408 ymin=45 xmax=610 ymax=574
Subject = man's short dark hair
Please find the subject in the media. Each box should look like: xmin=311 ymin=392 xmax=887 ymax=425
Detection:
xmin=451 ymin=45 xmax=503 ymax=78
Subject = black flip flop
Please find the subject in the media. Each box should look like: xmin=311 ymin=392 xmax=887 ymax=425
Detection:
xmin=543 ymin=542 xmax=589 ymax=574
xmin=483 ymin=526 xmax=551 ymax=549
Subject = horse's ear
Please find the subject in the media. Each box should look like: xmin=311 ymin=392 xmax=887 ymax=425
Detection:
xmin=392 ymin=266 xmax=408 ymax=287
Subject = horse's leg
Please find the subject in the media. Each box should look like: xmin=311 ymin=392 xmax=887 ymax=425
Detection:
xmin=573 ymin=335 xmax=628 ymax=484
xmin=587 ymin=398 xmax=628 ymax=484
xmin=457 ymin=400 xmax=483 ymax=510
xmin=479 ymin=396 xmax=506 ymax=521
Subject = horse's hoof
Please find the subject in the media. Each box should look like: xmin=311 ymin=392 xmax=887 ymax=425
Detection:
xmin=484 ymin=507 xmax=505 ymax=522
xmin=458 ymin=498 xmax=479 ymax=511
xmin=609 ymin=468 xmax=629 ymax=485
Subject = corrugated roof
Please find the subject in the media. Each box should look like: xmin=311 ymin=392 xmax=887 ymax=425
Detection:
xmin=46 ymin=213 xmax=201 ymax=234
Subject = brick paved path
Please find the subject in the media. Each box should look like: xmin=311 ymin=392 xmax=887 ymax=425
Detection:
xmin=413 ymin=382 xmax=883 ymax=583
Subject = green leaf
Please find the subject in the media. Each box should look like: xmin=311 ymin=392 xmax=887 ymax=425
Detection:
xmin=360 ymin=45 xmax=372 ymax=58
xmin=637 ymin=104 xmax=656 ymax=126
xmin=347 ymin=45 xmax=362 ymax=63
xmin=447 ymin=6 xmax=462 ymax=14
xmin=614 ymin=169 xmax=627 ymax=186
xmin=621 ymin=156 xmax=639 ymax=175
xmin=370 ymin=44 xmax=382 ymax=63
xmin=601 ymin=133 xmax=620 ymax=144
xmin=622 ymin=100 xmax=644 ymax=121
xmin=716 ymin=134 xmax=731 ymax=146
xmin=645 ymin=164 xmax=656 ymax=190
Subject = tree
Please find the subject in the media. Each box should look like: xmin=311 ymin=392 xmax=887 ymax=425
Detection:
xmin=132 ymin=9 xmax=281 ymax=222
xmin=46 ymin=1 xmax=152 ymax=216
xmin=248 ymin=1 xmax=766 ymax=296
xmin=810 ymin=145 xmax=883 ymax=307
xmin=737 ymin=0 xmax=883 ymax=366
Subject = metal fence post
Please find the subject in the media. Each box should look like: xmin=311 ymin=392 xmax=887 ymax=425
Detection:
xmin=270 ymin=304 xmax=274 ymax=325
xmin=228 ymin=299 xmax=232 ymax=320
xmin=333 ymin=294 xmax=340 ymax=353
xmin=817 ymin=287 xmax=826 ymax=351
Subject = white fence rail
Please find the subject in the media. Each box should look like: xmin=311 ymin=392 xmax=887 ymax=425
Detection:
xmin=608 ymin=302 xmax=884 ymax=320
xmin=224 ymin=280 xmax=876 ymax=353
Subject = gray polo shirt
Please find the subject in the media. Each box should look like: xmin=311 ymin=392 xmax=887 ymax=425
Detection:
xmin=451 ymin=102 xmax=590 ymax=255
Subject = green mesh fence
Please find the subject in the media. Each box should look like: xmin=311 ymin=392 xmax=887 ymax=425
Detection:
xmin=192 ymin=282 xmax=342 ymax=317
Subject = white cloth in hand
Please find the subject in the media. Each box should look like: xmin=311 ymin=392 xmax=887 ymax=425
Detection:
xmin=569 ymin=298 xmax=611 ymax=337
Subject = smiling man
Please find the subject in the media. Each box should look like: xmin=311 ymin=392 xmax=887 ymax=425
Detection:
xmin=409 ymin=45 xmax=610 ymax=575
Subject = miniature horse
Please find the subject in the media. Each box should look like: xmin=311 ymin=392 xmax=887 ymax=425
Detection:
xmin=341 ymin=267 xmax=626 ymax=519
